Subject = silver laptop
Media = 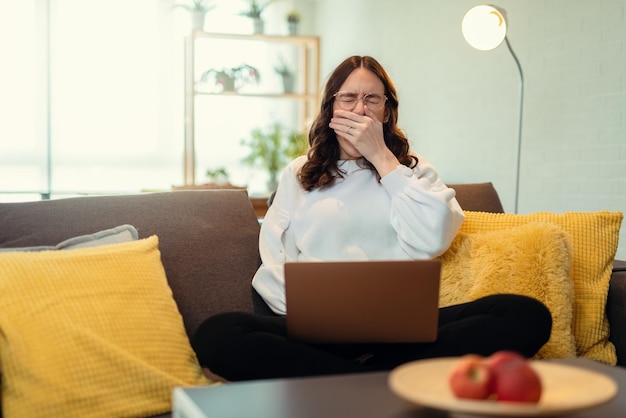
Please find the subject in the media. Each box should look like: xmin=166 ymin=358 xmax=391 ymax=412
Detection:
xmin=285 ymin=259 xmax=441 ymax=344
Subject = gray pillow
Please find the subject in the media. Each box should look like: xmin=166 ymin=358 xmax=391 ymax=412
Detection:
xmin=0 ymin=224 xmax=138 ymax=253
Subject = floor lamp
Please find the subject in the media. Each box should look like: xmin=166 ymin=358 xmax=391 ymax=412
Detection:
xmin=462 ymin=5 xmax=524 ymax=214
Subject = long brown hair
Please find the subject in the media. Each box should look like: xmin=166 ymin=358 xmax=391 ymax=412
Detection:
xmin=298 ymin=55 xmax=417 ymax=191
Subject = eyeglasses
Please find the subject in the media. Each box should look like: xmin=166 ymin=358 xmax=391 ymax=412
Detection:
xmin=333 ymin=91 xmax=388 ymax=110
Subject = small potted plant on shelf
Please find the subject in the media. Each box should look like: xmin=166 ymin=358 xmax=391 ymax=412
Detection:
xmin=274 ymin=56 xmax=295 ymax=94
xmin=199 ymin=64 xmax=260 ymax=93
xmin=241 ymin=122 xmax=308 ymax=192
xmin=286 ymin=10 xmax=301 ymax=35
xmin=205 ymin=167 xmax=230 ymax=185
xmin=172 ymin=167 xmax=245 ymax=190
xmin=174 ymin=0 xmax=216 ymax=31
xmin=238 ymin=0 xmax=276 ymax=34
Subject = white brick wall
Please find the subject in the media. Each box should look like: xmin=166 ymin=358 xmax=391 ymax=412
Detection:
xmin=316 ymin=0 xmax=626 ymax=259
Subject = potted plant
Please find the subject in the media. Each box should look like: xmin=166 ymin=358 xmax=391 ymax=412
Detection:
xmin=205 ymin=167 xmax=230 ymax=185
xmin=238 ymin=0 xmax=276 ymax=34
xmin=174 ymin=0 xmax=216 ymax=31
xmin=172 ymin=167 xmax=245 ymax=190
xmin=199 ymin=64 xmax=260 ymax=93
xmin=274 ymin=56 xmax=295 ymax=94
xmin=241 ymin=122 xmax=308 ymax=191
xmin=286 ymin=10 xmax=301 ymax=35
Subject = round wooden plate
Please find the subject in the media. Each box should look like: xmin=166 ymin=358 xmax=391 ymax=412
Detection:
xmin=388 ymin=358 xmax=618 ymax=417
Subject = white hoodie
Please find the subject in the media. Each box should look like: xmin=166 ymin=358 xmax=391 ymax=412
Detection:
xmin=251 ymin=154 xmax=465 ymax=315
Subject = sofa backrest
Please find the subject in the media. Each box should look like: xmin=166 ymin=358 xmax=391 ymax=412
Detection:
xmin=0 ymin=190 xmax=261 ymax=338
xmin=448 ymin=182 xmax=504 ymax=213
xmin=0 ymin=182 xmax=503 ymax=337
xmin=267 ymin=182 xmax=504 ymax=214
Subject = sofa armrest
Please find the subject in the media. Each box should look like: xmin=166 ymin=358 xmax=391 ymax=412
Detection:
xmin=607 ymin=260 xmax=626 ymax=366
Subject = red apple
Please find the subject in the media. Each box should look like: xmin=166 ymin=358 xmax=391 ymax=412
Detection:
xmin=484 ymin=350 xmax=526 ymax=394
xmin=448 ymin=354 xmax=494 ymax=400
xmin=485 ymin=350 xmax=526 ymax=371
xmin=489 ymin=355 xmax=542 ymax=403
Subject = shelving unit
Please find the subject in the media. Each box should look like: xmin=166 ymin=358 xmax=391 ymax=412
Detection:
xmin=183 ymin=31 xmax=320 ymax=188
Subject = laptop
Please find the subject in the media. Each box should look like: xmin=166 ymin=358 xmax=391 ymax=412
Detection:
xmin=284 ymin=259 xmax=441 ymax=344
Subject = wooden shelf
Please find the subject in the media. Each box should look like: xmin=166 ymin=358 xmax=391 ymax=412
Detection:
xmin=183 ymin=31 xmax=320 ymax=188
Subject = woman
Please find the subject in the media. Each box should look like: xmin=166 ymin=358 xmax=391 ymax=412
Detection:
xmin=192 ymin=56 xmax=552 ymax=381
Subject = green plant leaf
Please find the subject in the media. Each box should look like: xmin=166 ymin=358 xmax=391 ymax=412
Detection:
xmin=241 ymin=122 xmax=308 ymax=180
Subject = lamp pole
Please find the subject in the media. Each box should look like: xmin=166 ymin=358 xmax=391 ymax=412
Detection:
xmin=505 ymin=37 xmax=524 ymax=214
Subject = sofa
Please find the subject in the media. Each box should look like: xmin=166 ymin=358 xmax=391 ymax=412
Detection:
xmin=0 ymin=183 xmax=624 ymax=417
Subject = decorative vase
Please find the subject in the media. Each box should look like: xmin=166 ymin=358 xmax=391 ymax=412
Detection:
xmin=191 ymin=10 xmax=206 ymax=31
xmin=253 ymin=17 xmax=264 ymax=34
xmin=267 ymin=173 xmax=279 ymax=193
xmin=281 ymin=73 xmax=295 ymax=94
xmin=288 ymin=21 xmax=298 ymax=36
xmin=219 ymin=76 xmax=237 ymax=92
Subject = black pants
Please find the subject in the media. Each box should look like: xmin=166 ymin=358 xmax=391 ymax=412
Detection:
xmin=192 ymin=293 xmax=552 ymax=381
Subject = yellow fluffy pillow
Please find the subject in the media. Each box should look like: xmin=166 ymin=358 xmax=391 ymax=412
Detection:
xmin=0 ymin=236 xmax=212 ymax=418
xmin=439 ymin=222 xmax=576 ymax=360
xmin=458 ymin=210 xmax=623 ymax=364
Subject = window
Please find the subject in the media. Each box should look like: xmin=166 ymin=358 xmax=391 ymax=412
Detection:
xmin=0 ymin=0 xmax=48 ymax=200
xmin=1 ymin=0 xmax=182 ymax=200
xmin=0 ymin=0 xmax=304 ymax=201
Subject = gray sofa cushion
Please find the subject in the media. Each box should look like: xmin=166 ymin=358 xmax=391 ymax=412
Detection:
xmin=0 ymin=190 xmax=261 ymax=338
xmin=0 ymin=224 xmax=138 ymax=252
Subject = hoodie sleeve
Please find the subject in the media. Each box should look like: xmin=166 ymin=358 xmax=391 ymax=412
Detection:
xmin=251 ymin=157 xmax=305 ymax=315
xmin=380 ymin=155 xmax=465 ymax=259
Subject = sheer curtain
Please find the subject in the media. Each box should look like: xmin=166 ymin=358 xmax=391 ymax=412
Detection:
xmin=49 ymin=0 xmax=181 ymax=194
xmin=0 ymin=0 xmax=49 ymax=200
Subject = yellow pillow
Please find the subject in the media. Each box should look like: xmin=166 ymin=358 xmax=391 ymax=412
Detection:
xmin=0 ymin=236 xmax=213 ymax=418
xmin=457 ymin=210 xmax=623 ymax=364
xmin=439 ymin=222 xmax=576 ymax=360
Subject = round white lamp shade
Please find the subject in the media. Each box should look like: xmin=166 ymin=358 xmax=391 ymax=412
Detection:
xmin=462 ymin=5 xmax=507 ymax=51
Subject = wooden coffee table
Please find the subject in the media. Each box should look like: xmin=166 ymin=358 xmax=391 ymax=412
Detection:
xmin=172 ymin=358 xmax=625 ymax=418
